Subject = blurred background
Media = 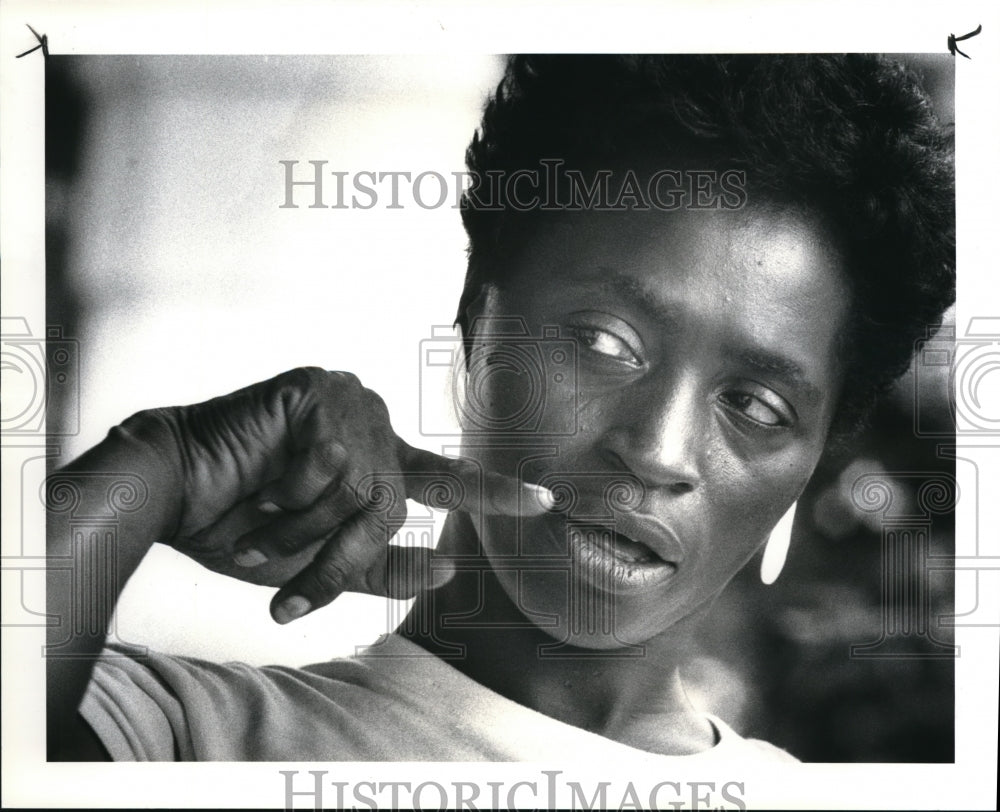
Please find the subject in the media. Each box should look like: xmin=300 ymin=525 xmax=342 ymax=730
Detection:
xmin=43 ymin=54 xmax=955 ymax=762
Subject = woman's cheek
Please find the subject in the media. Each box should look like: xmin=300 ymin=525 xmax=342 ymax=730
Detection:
xmin=701 ymin=449 xmax=806 ymax=547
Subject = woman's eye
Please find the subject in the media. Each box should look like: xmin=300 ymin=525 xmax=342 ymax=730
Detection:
xmin=571 ymin=326 xmax=640 ymax=365
xmin=719 ymin=391 xmax=789 ymax=427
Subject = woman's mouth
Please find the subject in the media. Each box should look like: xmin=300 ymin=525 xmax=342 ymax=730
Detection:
xmin=563 ymin=522 xmax=679 ymax=595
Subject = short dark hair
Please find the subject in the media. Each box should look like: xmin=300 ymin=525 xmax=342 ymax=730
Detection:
xmin=457 ymin=54 xmax=955 ymax=437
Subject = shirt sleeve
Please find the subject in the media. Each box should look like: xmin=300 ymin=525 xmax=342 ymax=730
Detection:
xmin=76 ymin=643 xmax=386 ymax=761
xmin=78 ymin=644 xmax=193 ymax=760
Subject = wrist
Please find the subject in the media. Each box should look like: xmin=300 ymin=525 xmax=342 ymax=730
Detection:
xmin=58 ymin=408 xmax=185 ymax=547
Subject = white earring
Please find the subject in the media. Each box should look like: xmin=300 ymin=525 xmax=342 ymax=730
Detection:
xmin=760 ymin=501 xmax=797 ymax=585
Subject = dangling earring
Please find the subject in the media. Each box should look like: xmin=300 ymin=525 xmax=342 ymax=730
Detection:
xmin=760 ymin=501 xmax=797 ymax=585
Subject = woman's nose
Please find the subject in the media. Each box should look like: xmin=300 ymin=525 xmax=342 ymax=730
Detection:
xmin=600 ymin=373 xmax=703 ymax=495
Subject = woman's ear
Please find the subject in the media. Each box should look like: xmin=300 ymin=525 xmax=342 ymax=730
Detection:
xmin=460 ymin=284 xmax=502 ymax=340
xmin=457 ymin=284 xmax=502 ymax=370
xmin=454 ymin=284 xmax=501 ymax=432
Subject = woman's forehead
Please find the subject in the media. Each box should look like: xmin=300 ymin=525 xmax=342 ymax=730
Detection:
xmin=491 ymin=204 xmax=852 ymax=389
xmin=507 ymin=203 xmax=847 ymax=297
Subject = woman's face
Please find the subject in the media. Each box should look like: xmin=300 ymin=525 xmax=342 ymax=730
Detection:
xmin=460 ymin=201 xmax=851 ymax=648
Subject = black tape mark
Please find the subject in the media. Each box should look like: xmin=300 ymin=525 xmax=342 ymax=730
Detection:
xmin=15 ymin=23 xmax=48 ymax=59
xmin=948 ymin=24 xmax=982 ymax=59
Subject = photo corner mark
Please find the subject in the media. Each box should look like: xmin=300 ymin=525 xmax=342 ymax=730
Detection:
xmin=15 ymin=23 xmax=48 ymax=59
xmin=948 ymin=24 xmax=982 ymax=59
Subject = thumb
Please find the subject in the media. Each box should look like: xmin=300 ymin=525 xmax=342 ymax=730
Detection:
xmin=397 ymin=442 xmax=555 ymax=516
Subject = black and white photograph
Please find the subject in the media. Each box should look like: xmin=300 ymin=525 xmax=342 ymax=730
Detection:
xmin=2 ymin=2 xmax=998 ymax=809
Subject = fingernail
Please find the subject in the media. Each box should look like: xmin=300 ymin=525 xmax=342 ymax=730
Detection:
xmin=274 ymin=595 xmax=311 ymax=624
xmin=258 ymin=500 xmax=282 ymax=515
xmin=233 ymin=547 xmax=268 ymax=567
xmin=526 ymin=483 xmax=556 ymax=510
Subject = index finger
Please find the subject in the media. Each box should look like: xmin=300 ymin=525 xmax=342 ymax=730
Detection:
xmin=397 ymin=443 xmax=555 ymax=516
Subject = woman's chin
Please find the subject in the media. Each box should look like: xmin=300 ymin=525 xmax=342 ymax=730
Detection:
xmin=495 ymin=569 xmax=682 ymax=651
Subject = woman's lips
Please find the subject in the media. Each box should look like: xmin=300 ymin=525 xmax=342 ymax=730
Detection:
xmin=609 ymin=513 xmax=686 ymax=566
xmin=547 ymin=519 xmax=681 ymax=595
xmin=606 ymin=533 xmax=657 ymax=563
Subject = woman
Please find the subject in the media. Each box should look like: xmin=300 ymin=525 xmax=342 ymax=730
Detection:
xmin=47 ymin=54 xmax=955 ymax=761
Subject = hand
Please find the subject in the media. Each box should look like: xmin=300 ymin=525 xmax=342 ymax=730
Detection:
xmin=125 ymin=367 xmax=554 ymax=623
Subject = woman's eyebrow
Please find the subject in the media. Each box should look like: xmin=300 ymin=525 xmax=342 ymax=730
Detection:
xmin=596 ymin=271 xmax=683 ymax=324
xmin=732 ymin=348 xmax=823 ymax=405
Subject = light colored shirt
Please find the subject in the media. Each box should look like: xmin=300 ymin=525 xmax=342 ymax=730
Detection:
xmin=80 ymin=634 xmax=798 ymax=762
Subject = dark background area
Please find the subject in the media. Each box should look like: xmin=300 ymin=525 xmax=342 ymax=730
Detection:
xmin=694 ymin=386 xmax=956 ymax=762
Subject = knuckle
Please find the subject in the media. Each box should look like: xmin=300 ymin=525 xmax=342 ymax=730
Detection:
xmin=316 ymin=556 xmax=355 ymax=594
xmin=298 ymin=458 xmax=344 ymax=501
xmin=317 ymin=497 xmax=350 ymax=528
xmin=284 ymin=366 xmax=326 ymax=391
xmin=354 ymin=475 xmax=401 ymax=516
xmin=330 ymin=370 xmax=362 ymax=391
xmin=263 ymin=515 xmax=324 ymax=555
xmin=361 ymin=510 xmax=397 ymax=544
xmin=314 ymin=439 xmax=348 ymax=472
xmin=267 ymin=528 xmax=306 ymax=556
xmin=284 ymin=366 xmax=365 ymax=398
xmin=362 ymin=556 xmax=390 ymax=595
